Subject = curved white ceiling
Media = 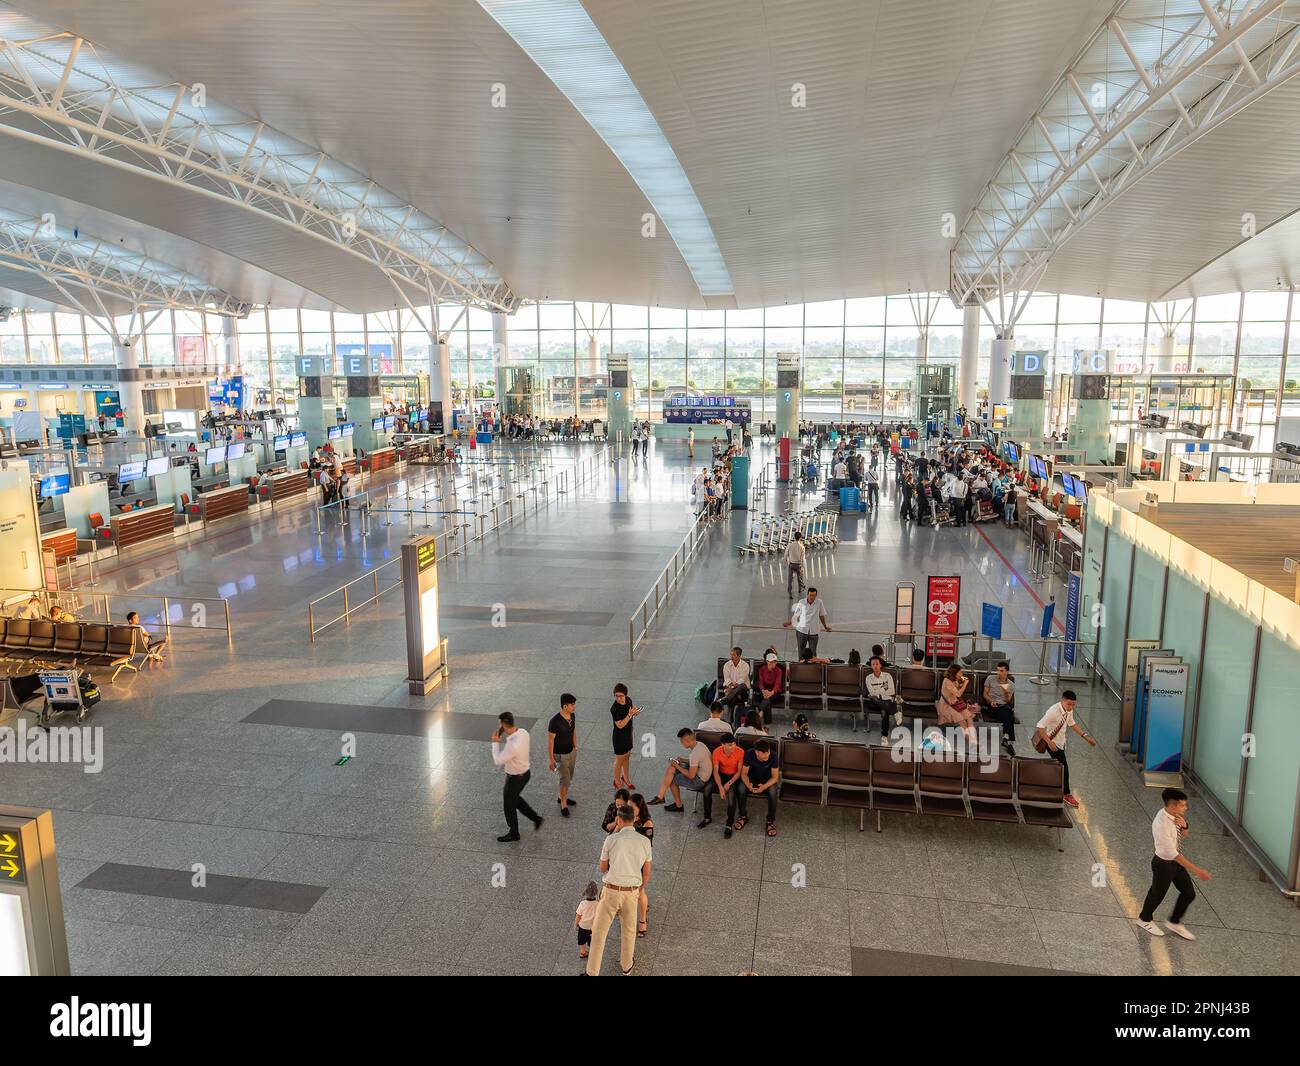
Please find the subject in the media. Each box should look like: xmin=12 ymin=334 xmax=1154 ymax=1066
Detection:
xmin=3 ymin=0 xmax=1298 ymax=309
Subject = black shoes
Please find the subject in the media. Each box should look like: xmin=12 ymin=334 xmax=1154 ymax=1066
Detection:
xmin=697 ymin=817 xmax=712 ymax=829
xmin=561 ymin=807 xmax=570 ymax=817
xmin=497 ymin=833 xmax=521 ymax=842
xmin=533 ymin=816 xmax=544 ymax=831
xmin=556 ymin=796 xmax=576 ymax=806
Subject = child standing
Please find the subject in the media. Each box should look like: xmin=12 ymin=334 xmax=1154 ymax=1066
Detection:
xmin=575 ymin=881 xmax=599 ymax=959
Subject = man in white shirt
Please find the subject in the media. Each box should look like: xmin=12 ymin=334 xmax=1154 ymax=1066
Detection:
xmin=720 ymin=647 xmax=751 ymax=717
xmin=490 ymin=712 xmax=543 ymax=842
xmin=648 ymin=729 xmax=713 ymax=812
xmin=585 ymin=804 xmax=653 ymax=976
xmin=782 ymin=587 xmax=832 ymax=661
xmin=863 ymin=656 xmax=898 ymax=733
xmin=688 ymin=426 xmax=695 ymax=458
xmin=784 ymin=531 xmax=807 ymax=597
xmin=864 ymin=466 xmax=879 ymax=512
xmin=1033 ymin=691 xmax=1096 ymax=807
xmin=948 ymin=474 xmax=969 ymax=526
xmin=697 ymin=700 xmax=730 ymax=734
xmin=1137 ymin=787 xmax=1210 ymax=941
xmin=833 ymin=457 xmax=849 ymax=485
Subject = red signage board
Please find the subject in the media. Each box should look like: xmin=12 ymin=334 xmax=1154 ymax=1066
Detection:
xmin=925 ymin=575 xmax=961 ymax=658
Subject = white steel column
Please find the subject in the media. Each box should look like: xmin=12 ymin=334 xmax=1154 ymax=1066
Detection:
xmin=959 ymin=303 xmax=980 ymax=411
xmin=114 ymin=339 xmax=147 ymax=432
xmin=988 ymin=337 xmax=1014 ymax=409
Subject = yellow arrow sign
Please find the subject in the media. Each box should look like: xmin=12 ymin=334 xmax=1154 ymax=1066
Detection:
xmin=0 ymin=858 xmax=19 ymax=879
xmin=0 ymin=833 xmax=15 ymax=855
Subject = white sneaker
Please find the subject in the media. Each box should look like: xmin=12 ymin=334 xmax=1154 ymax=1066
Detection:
xmin=894 ymin=711 xmax=903 ymax=726
xmin=1165 ymin=922 xmax=1196 ymax=941
xmin=1136 ymin=919 xmax=1165 ymax=937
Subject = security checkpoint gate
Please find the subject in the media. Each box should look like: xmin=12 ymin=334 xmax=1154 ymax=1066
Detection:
xmin=737 ymin=509 xmax=838 ymax=557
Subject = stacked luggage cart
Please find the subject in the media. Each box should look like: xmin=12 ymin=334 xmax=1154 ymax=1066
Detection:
xmin=737 ymin=509 xmax=838 ymax=558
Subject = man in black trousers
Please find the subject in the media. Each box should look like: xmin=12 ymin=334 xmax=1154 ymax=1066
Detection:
xmin=1136 ymin=788 xmax=1210 ymax=941
xmin=490 ymin=711 xmax=544 ymax=842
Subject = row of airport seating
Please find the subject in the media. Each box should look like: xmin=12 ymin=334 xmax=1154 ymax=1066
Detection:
xmin=717 ymin=657 xmax=1012 ymax=731
xmin=0 ymin=617 xmax=147 ymax=681
xmin=776 ymin=737 xmax=1072 ymax=844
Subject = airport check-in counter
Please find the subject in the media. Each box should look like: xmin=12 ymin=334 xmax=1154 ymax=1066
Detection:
xmin=193 ymin=482 xmax=250 ymax=523
xmin=108 ymin=501 xmax=177 ymax=549
xmin=264 ymin=468 xmax=313 ymax=502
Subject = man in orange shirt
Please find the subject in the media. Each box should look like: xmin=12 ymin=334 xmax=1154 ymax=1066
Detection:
xmin=703 ymin=734 xmax=746 ymax=838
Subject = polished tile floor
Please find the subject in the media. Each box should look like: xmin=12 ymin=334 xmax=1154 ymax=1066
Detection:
xmin=5 ymin=439 xmax=1298 ymax=976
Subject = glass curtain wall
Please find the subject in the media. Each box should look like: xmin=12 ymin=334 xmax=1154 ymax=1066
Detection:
xmin=3 ymin=291 xmax=1294 ymax=441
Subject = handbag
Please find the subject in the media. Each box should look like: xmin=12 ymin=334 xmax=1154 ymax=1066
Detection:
xmin=1032 ymin=708 xmax=1068 ymax=753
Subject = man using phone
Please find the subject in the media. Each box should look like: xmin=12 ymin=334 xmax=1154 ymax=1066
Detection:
xmin=647 ymin=729 xmax=712 ymax=812
xmin=491 ymin=712 xmax=543 ymax=842
xmin=1137 ymin=788 xmax=1211 ymax=941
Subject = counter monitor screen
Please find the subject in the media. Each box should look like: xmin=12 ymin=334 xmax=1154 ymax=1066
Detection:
xmin=117 ymin=461 xmax=145 ymax=483
xmin=145 ymin=456 xmax=169 ymax=477
xmin=39 ymin=473 xmax=71 ymax=497
xmin=327 ymin=425 xmax=342 ymax=440
xmin=290 ymin=431 xmax=307 ymax=448
xmin=1006 ymin=443 xmax=1019 ymax=462
xmin=226 ymin=441 xmax=246 ymax=460
xmin=273 ymin=434 xmax=290 ymax=451
xmin=341 ymin=423 xmax=354 ymax=438
xmin=384 ymin=415 xmax=396 ymax=430
xmin=205 ymin=446 xmax=227 ymax=465
xmin=372 ymin=417 xmax=384 ymax=431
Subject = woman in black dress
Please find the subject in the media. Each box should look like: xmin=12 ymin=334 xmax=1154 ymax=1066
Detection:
xmin=610 ymin=683 xmax=639 ymax=792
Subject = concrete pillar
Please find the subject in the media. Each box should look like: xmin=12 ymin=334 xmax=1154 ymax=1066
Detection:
xmin=221 ymin=316 xmax=238 ymax=376
xmin=1153 ymin=331 xmax=1176 ymax=374
xmin=429 ymin=339 xmax=452 ymax=408
xmin=114 ymin=339 xmax=147 ymax=433
xmin=959 ymin=303 xmax=980 ymax=411
xmin=988 ymin=336 xmax=1015 ymax=408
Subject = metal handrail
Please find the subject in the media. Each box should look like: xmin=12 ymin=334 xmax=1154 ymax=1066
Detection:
xmin=306 ymin=523 xmax=468 ymax=641
xmin=628 ymin=510 xmax=719 ymax=659
xmin=0 ymin=586 xmax=233 ymax=645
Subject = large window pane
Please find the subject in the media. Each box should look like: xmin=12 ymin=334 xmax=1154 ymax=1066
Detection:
xmin=1192 ymin=596 xmax=1255 ymax=813
xmin=1241 ymin=630 xmax=1300 ymax=872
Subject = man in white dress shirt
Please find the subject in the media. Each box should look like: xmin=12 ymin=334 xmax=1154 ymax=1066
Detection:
xmin=782 ymin=588 xmax=832 ymax=661
xmin=1136 ymin=787 xmax=1210 ymax=940
xmin=490 ymin=712 xmax=543 ymax=842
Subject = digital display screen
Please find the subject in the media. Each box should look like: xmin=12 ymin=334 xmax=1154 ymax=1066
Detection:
xmin=384 ymin=415 xmax=396 ymax=430
xmin=1011 ymin=376 xmax=1045 ymax=400
xmin=610 ymin=370 xmax=629 ymax=388
xmin=39 ymin=473 xmax=71 ymax=497
xmin=290 ymin=432 xmax=307 ymax=448
xmin=1006 ymin=443 xmax=1019 ymax=462
xmin=205 ymin=446 xmax=227 ymax=465
xmin=341 ymin=423 xmax=354 ymax=437
xmin=327 ymin=426 xmax=342 ymax=440
xmin=226 ymin=441 xmax=246 ymax=460
xmin=372 ymin=417 xmax=385 ymax=431
xmin=118 ymin=461 xmax=145 ymax=482
xmin=274 ymin=434 xmax=290 ymax=451
xmin=776 ymin=370 xmax=799 ymax=389
xmin=145 ymin=457 xmax=169 ymax=477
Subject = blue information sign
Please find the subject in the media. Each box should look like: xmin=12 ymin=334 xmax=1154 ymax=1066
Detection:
xmin=980 ymin=603 xmax=1003 ymax=639
xmin=1064 ymin=571 xmax=1081 ymax=665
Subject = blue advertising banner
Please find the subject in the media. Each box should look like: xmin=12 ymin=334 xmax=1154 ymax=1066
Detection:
xmin=1064 ymin=571 xmax=1081 ymax=665
xmin=980 ymin=602 xmax=1003 ymax=639
xmin=1039 ymin=600 xmax=1055 ymax=639
xmin=1143 ymin=661 xmax=1189 ymax=778
xmin=93 ymin=390 xmax=122 ymax=418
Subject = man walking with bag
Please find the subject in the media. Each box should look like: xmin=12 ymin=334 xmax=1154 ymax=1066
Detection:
xmin=1032 ymin=691 xmax=1095 ymax=808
